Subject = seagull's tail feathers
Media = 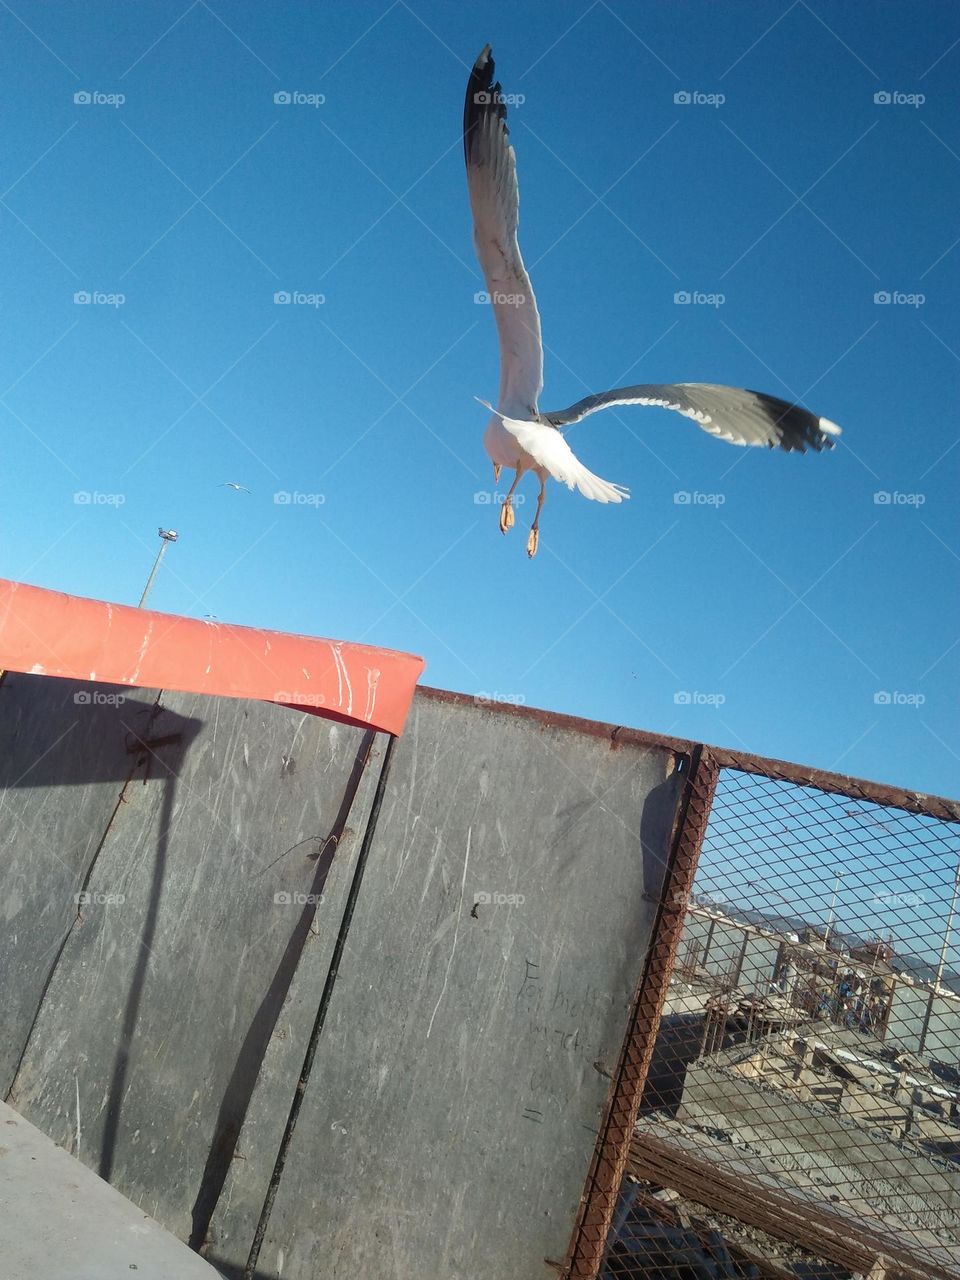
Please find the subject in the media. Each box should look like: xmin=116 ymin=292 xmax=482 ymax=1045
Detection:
xmin=497 ymin=413 xmax=630 ymax=504
xmin=566 ymin=462 xmax=630 ymax=503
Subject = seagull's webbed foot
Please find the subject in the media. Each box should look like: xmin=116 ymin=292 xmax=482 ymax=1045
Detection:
xmin=527 ymin=477 xmax=546 ymax=559
xmin=500 ymin=498 xmax=515 ymax=534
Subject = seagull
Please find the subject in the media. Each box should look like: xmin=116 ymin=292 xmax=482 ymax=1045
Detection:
xmin=220 ymin=481 xmax=252 ymax=494
xmin=464 ymin=46 xmax=842 ymax=557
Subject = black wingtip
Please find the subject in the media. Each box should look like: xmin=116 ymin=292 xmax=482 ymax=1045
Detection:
xmin=464 ymin=44 xmax=507 ymax=165
xmin=745 ymin=389 xmax=841 ymax=454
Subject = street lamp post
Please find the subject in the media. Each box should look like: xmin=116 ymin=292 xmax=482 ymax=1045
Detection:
xmin=824 ymin=869 xmax=845 ymax=947
xmin=918 ymin=857 xmax=960 ymax=1059
xmin=138 ymin=528 xmax=178 ymax=609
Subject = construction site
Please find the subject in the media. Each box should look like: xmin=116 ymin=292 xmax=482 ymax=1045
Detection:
xmin=605 ymin=771 xmax=960 ymax=1280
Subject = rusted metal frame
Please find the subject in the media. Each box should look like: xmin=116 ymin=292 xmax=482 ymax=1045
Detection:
xmin=628 ymin=1125 xmax=958 ymax=1280
xmin=705 ymin=747 xmax=960 ymax=822
xmin=416 ymin=685 xmax=701 ymax=756
xmin=629 ymin=1185 xmax=806 ymax=1280
xmin=561 ymin=744 xmax=720 ymax=1279
xmin=416 ymin=686 xmax=960 ymax=822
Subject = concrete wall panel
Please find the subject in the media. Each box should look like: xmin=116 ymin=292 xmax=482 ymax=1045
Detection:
xmin=0 ymin=674 xmax=175 ymax=1094
xmin=3 ymin=681 xmax=377 ymax=1243
xmin=214 ymin=692 xmax=685 ymax=1280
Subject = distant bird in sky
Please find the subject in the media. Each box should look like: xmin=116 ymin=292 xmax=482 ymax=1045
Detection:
xmin=220 ymin=481 xmax=251 ymax=494
xmin=464 ymin=45 xmax=842 ymax=557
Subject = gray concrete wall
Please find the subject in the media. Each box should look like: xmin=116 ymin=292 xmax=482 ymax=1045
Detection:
xmin=1 ymin=673 xmax=378 ymax=1248
xmin=0 ymin=674 xmax=179 ymax=1095
xmin=208 ymin=691 xmax=684 ymax=1280
xmin=677 ymin=914 xmax=780 ymax=995
xmin=887 ymin=983 xmax=960 ymax=1064
xmin=0 ymin=675 xmax=686 ymax=1279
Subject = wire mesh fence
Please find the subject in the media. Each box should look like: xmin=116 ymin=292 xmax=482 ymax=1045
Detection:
xmin=600 ymin=761 xmax=960 ymax=1280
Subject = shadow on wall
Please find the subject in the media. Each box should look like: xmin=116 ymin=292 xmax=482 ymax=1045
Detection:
xmin=0 ymin=671 xmax=380 ymax=1263
xmin=188 ymin=728 xmax=375 ymax=1255
xmin=0 ymin=677 xmax=203 ymax=1190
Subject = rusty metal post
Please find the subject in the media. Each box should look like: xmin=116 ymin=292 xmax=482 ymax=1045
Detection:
xmin=562 ymin=745 xmax=720 ymax=1279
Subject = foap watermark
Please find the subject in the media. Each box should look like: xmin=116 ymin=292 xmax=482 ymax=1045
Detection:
xmin=674 ymin=490 xmax=725 ymax=506
xmin=474 ymin=691 xmax=526 ymax=707
xmin=274 ymin=690 xmax=326 ymax=707
xmin=74 ymin=290 xmax=125 ymax=307
xmin=674 ymin=90 xmax=725 ymax=108
xmin=690 ymin=889 xmax=728 ymax=908
xmin=75 ymin=890 xmax=125 ymax=905
xmin=74 ymin=490 xmax=125 ymax=506
xmin=473 ymin=89 xmax=525 ymax=107
xmin=74 ymin=90 xmax=125 ymax=108
xmin=874 ymin=690 xmax=925 ymax=707
xmin=74 ymin=690 xmax=126 ymax=706
xmin=874 ymin=90 xmax=924 ymax=108
xmin=474 ymin=491 xmax=526 ymax=506
xmin=274 ymin=290 xmax=325 ymax=307
xmin=473 ymin=890 xmax=525 ymax=906
xmin=274 ymin=490 xmax=325 ymax=506
xmin=874 ymin=890 xmax=925 ymax=908
xmin=274 ymin=90 xmax=325 ymax=107
xmin=874 ymin=290 xmax=925 ymax=307
xmin=674 ymin=691 xmax=726 ymax=707
xmin=474 ymin=290 xmax=526 ymax=306
xmin=674 ymin=290 xmax=725 ymax=307
xmin=274 ymin=891 xmax=325 ymax=905
xmin=873 ymin=490 xmax=925 ymax=506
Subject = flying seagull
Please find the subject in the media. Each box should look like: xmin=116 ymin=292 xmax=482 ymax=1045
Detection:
xmin=220 ymin=481 xmax=252 ymax=494
xmin=464 ymin=45 xmax=841 ymax=557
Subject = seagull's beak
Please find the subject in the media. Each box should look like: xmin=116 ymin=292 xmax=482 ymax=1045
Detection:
xmin=492 ymin=464 xmax=501 ymax=482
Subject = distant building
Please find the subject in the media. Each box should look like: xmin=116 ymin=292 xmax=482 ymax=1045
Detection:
xmin=850 ymin=938 xmax=895 ymax=967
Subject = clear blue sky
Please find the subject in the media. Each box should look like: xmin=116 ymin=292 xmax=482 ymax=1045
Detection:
xmin=2 ymin=0 xmax=958 ymax=798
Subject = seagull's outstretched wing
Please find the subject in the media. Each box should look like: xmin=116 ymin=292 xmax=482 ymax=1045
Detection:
xmin=464 ymin=46 xmax=544 ymax=420
xmin=542 ymin=383 xmax=842 ymax=453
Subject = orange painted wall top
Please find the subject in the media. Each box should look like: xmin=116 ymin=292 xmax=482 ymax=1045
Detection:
xmin=0 ymin=579 xmax=425 ymax=737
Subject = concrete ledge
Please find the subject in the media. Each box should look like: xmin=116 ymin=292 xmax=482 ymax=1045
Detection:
xmin=0 ymin=1100 xmax=222 ymax=1280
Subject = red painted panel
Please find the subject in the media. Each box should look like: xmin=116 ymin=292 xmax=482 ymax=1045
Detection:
xmin=0 ymin=579 xmax=424 ymax=737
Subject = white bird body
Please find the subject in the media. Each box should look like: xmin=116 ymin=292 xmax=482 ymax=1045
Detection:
xmin=483 ymin=414 xmax=524 ymax=470
xmin=464 ymin=46 xmax=841 ymax=557
xmin=482 ymin=405 xmax=629 ymax=504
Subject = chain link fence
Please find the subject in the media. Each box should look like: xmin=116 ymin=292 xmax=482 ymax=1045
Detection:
xmin=600 ymin=760 xmax=960 ymax=1280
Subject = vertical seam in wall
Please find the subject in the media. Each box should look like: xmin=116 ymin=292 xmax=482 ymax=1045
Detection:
xmin=189 ymin=724 xmax=378 ymax=1254
xmin=243 ymin=733 xmax=398 ymax=1279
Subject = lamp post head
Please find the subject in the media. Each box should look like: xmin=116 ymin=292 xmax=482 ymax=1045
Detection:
xmin=158 ymin=528 xmax=179 ymax=542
